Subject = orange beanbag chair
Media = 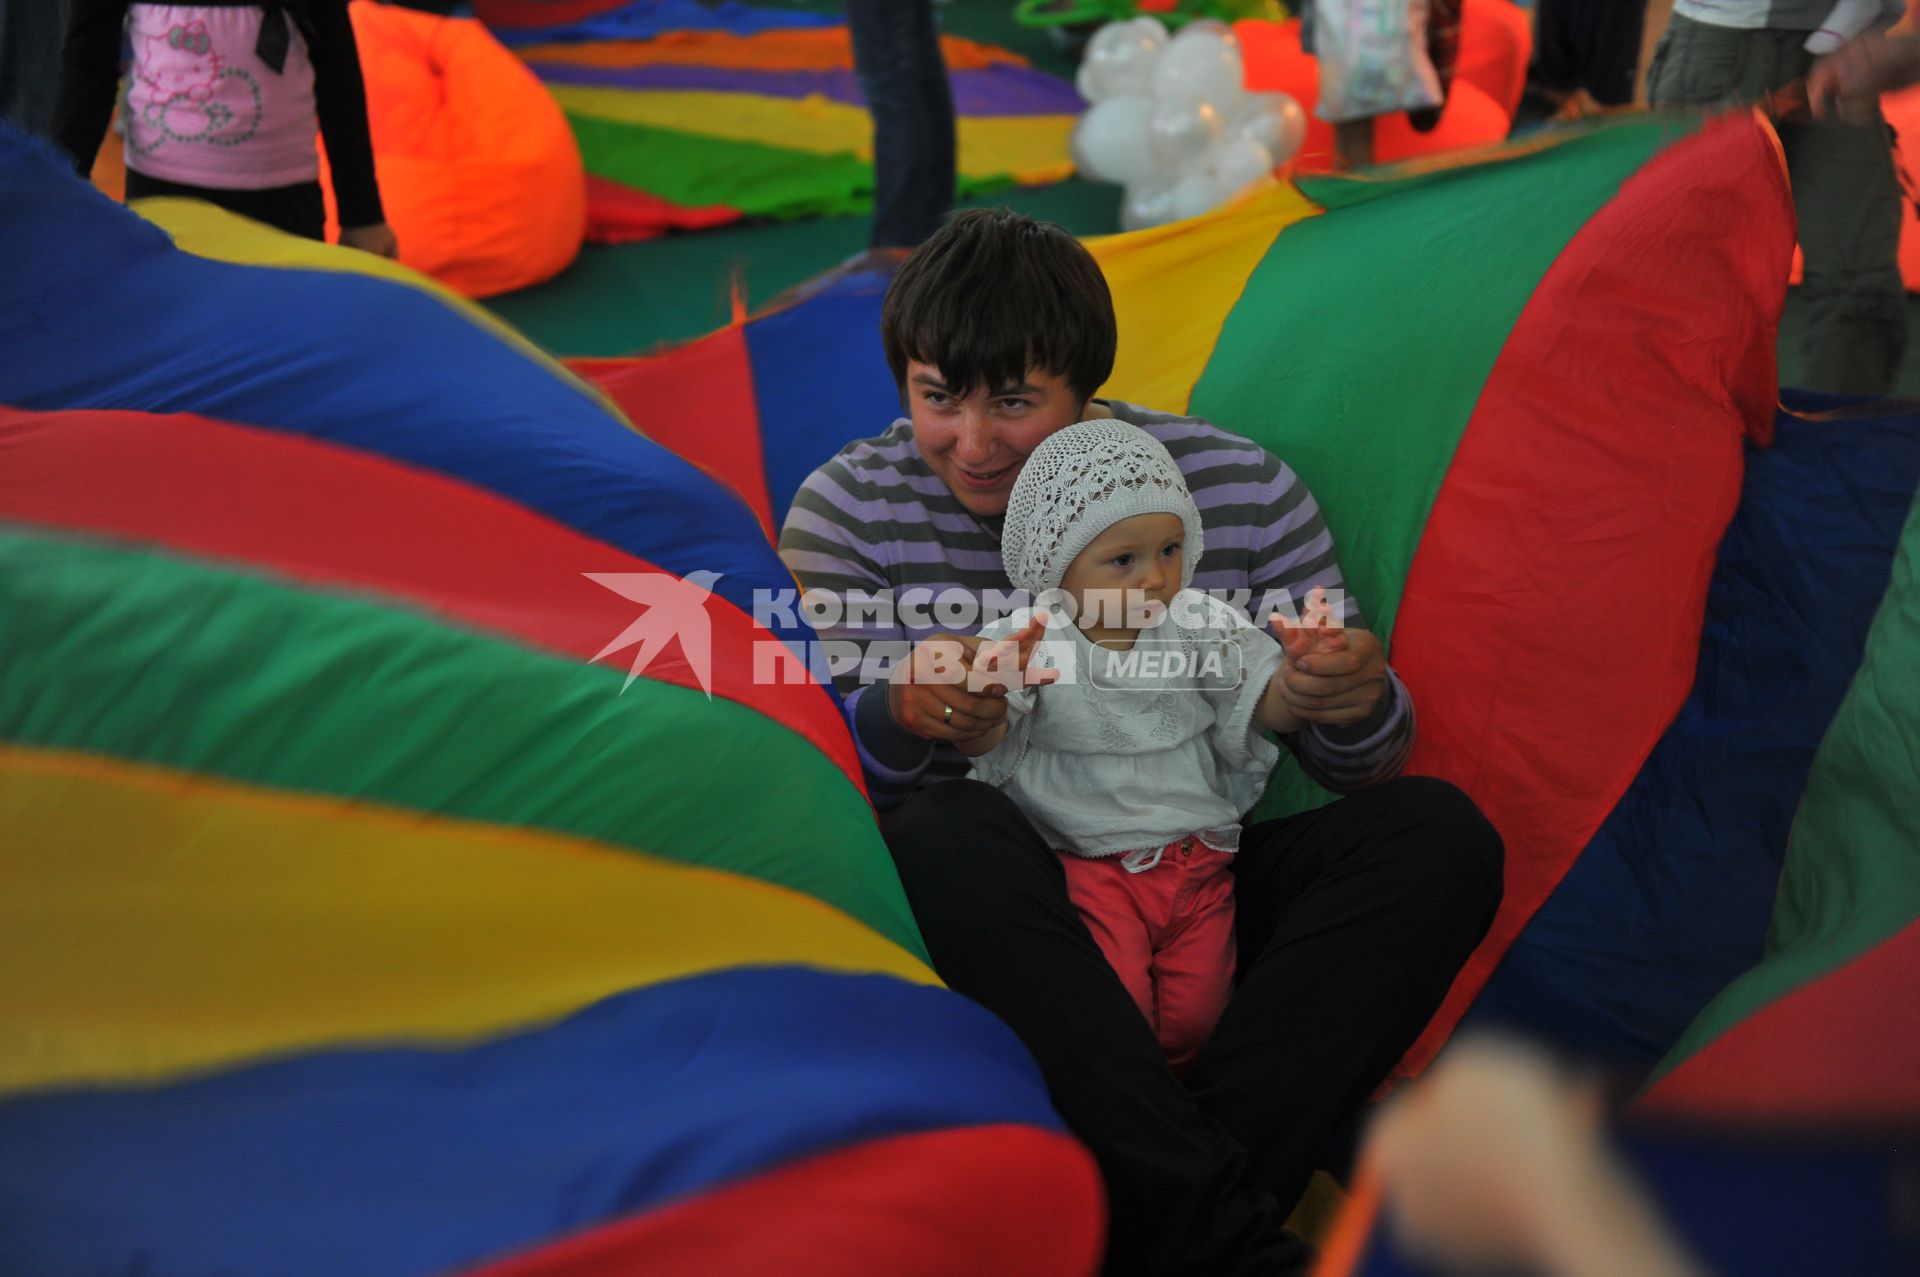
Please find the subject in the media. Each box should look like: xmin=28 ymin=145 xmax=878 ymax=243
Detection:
xmin=323 ymin=1 xmax=586 ymax=297
xmin=1453 ymin=0 xmax=1531 ymax=119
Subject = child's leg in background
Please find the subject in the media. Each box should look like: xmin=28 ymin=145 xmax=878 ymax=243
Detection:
xmin=1151 ymin=840 xmax=1237 ymax=1073
xmin=1059 ymin=852 xmax=1157 ymax=1033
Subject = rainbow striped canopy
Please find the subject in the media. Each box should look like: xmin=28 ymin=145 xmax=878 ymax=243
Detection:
xmin=4 ymin=98 xmax=1916 ymax=1275
xmin=0 ymin=124 xmax=1102 ymax=1277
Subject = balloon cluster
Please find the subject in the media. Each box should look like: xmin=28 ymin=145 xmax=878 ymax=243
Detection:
xmin=1071 ymin=18 xmax=1307 ymax=230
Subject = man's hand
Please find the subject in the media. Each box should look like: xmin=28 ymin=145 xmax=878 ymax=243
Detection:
xmin=889 ymin=615 xmax=1056 ymax=743
xmin=340 ymin=222 xmax=400 ymax=259
xmin=1810 ymin=32 xmax=1920 ymax=123
xmin=1263 ymin=587 xmax=1388 ymax=730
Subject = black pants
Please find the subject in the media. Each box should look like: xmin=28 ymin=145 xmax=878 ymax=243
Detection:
xmin=1529 ymin=0 xmax=1648 ymax=106
xmin=0 ymin=0 xmax=65 ymax=138
xmin=845 ymin=0 xmax=954 ymax=249
xmin=123 ymin=170 xmax=326 ymax=241
xmin=883 ymin=776 xmax=1503 ymax=1277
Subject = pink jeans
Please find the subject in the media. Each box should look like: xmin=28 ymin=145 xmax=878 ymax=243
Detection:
xmin=1060 ymin=836 xmax=1236 ymax=1072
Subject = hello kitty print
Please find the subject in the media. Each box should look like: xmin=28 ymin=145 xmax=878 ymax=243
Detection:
xmin=123 ymin=5 xmax=322 ymax=189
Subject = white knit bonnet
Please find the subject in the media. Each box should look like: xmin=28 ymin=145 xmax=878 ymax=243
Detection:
xmin=1001 ymin=419 xmax=1204 ymax=596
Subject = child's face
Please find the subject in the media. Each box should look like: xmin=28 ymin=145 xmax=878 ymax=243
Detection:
xmin=1059 ymin=513 xmax=1185 ymax=635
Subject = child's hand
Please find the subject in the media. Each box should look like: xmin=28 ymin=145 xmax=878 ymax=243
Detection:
xmin=1258 ymin=587 xmax=1388 ymax=732
xmin=1362 ymin=1040 xmax=1679 ymax=1277
xmin=968 ymin=612 xmax=1062 ymax=697
xmin=1273 ymin=586 xmax=1347 ymax=667
xmin=340 ymin=221 xmax=400 ymax=259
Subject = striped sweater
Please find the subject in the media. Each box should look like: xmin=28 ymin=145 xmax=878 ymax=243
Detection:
xmin=778 ymin=400 xmax=1414 ymax=809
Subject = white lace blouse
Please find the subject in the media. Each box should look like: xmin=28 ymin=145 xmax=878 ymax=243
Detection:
xmin=969 ymin=592 xmax=1287 ymax=864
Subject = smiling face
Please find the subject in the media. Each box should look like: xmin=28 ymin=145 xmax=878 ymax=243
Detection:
xmin=908 ymin=362 xmax=1089 ymax=517
xmin=1059 ymin=512 xmax=1186 ymax=642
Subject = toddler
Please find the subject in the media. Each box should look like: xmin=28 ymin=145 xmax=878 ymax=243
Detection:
xmin=961 ymin=419 xmax=1338 ymax=1070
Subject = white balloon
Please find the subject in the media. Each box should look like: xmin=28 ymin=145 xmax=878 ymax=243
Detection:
xmin=1130 ymin=15 xmax=1171 ymax=44
xmin=1085 ymin=19 xmax=1138 ymax=64
xmin=1210 ymin=137 xmax=1275 ymax=192
xmin=1120 ymin=178 xmax=1176 ymax=232
xmin=1268 ymin=94 xmax=1308 ymax=165
xmin=1170 ymin=171 xmax=1229 ymax=221
xmin=1146 ymin=96 xmax=1222 ymax=173
xmin=1221 ymin=96 xmax=1272 ymax=143
xmin=1151 ymin=29 xmax=1244 ymax=107
xmin=1208 ymin=74 xmax=1247 ymax=118
xmin=1087 ymin=19 xmax=1166 ymax=99
xmin=1075 ymin=59 xmax=1102 ymax=105
xmin=1177 ymin=18 xmax=1237 ymax=48
xmin=1070 ymin=94 xmax=1159 ymax=185
xmin=1224 ymin=92 xmax=1307 ymax=165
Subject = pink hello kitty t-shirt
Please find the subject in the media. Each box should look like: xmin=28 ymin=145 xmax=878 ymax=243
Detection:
xmin=123 ymin=4 xmax=320 ymax=188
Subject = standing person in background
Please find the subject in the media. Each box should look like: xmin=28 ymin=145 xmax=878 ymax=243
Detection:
xmin=847 ymin=0 xmax=955 ymax=250
xmin=1 ymin=0 xmax=69 ymax=138
xmin=1515 ymin=0 xmax=1650 ymax=125
xmin=1647 ymin=0 xmax=1905 ymax=395
xmin=53 ymin=0 xmax=396 ymax=255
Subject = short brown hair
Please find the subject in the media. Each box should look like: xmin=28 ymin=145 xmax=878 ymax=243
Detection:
xmin=880 ymin=208 xmax=1116 ymax=406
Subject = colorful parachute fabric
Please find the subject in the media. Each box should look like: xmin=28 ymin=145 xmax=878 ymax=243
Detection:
xmin=1632 ymin=401 xmax=1920 ymax=1125
xmin=1467 ymin=397 xmax=1920 ymax=1090
xmin=474 ymin=0 xmax=1080 ymax=242
xmin=0 ymin=125 xmax=1105 ymax=1277
xmin=577 ymin=110 xmax=1802 ymax=1083
xmin=572 ymin=103 xmax=1920 ymax=1268
xmin=1335 ymin=394 xmax=1920 ymax=1272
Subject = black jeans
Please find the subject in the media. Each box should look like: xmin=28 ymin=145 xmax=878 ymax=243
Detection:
xmin=845 ymin=0 xmax=954 ymax=249
xmin=883 ymin=776 xmax=1503 ymax=1277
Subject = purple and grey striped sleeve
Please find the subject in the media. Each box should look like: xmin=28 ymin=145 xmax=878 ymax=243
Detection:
xmin=779 ymin=453 xmax=936 ymax=808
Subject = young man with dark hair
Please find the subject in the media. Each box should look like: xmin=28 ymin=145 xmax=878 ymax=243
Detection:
xmin=778 ymin=207 xmax=1503 ymax=1277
